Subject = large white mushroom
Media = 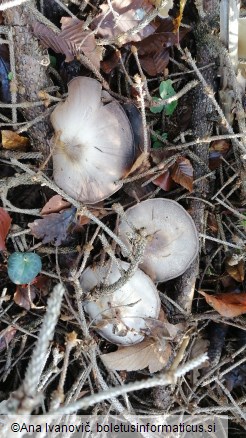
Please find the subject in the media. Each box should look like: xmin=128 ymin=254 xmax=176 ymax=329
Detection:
xmin=50 ymin=77 xmax=135 ymax=204
xmin=118 ymin=198 xmax=199 ymax=282
xmin=81 ymin=260 xmax=161 ymax=345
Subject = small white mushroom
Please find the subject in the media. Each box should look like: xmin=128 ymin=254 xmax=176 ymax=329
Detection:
xmin=50 ymin=77 xmax=135 ymax=204
xmin=80 ymin=260 xmax=161 ymax=345
xmin=118 ymin=199 xmax=199 ymax=282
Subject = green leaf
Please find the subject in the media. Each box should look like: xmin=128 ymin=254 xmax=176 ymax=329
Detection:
xmin=159 ymin=79 xmax=178 ymax=116
xmin=8 ymin=72 xmax=13 ymax=81
xmin=8 ymin=252 xmax=42 ymax=285
xmin=152 ymin=132 xmax=168 ymax=149
xmin=150 ymin=97 xmax=164 ymax=114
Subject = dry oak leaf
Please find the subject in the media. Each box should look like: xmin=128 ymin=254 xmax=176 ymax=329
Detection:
xmin=41 ymin=195 xmax=71 ymax=215
xmin=101 ymin=337 xmax=171 ymax=373
xmin=171 ymin=156 xmax=193 ymax=192
xmin=134 ymin=18 xmax=190 ymax=76
xmin=225 ymin=258 xmax=245 ymax=282
xmin=1 ymin=130 xmax=29 ymax=150
xmin=28 ymin=207 xmax=76 ymax=246
xmin=153 ymin=170 xmax=173 ymax=191
xmin=14 ymin=285 xmax=36 ymax=311
xmin=33 ymin=17 xmax=102 ymax=68
xmin=0 ymin=326 xmax=17 ymax=352
xmin=0 ymin=207 xmax=11 ymax=251
xmin=199 ymin=290 xmax=246 ymax=318
xmin=123 ymin=152 xmax=150 ymax=179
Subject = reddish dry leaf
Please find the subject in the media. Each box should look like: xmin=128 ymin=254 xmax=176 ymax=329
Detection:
xmin=101 ymin=49 xmax=121 ymax=73
xmin=134 ymin=19 xmax=190 ymax=76
xmin=153 ymin=170 xmax=172 ymax=191
xmin=41 ymin=195 xmax=71 ymax=215
xmin=124 ymin=152 xmax=150 ymax=178
xmin=226 ymin=258 xmax=245 ymax=282
xmin=28 ymin=207 xmax=76 ymax=246
xmin=14 ymin=285 xmax=36 ymax=310
xmin=33 ymin=18 xmax=102 ymax=68
xmin=0 ymin=326 xmax=17 ymax=352
xmin=0 ymin=207 xmax=11 ymax=251
xmin=199 ymin=290 xmax=246 ymax=317
xmin=31 ymin=274 xmax=52 ymax=296
xmin=101 ymin=338 xmax=171 ymax=372
xmin=171 ymin=156 xmax=193 ymax=192
xmin=91 ymin=0 xmax=156 ymax=44
xmin=207 ymin=212 xmax=219 ymax=234
xmin=209 ymin=139 xmax=231 ymax=170
xmin=77 ymin=202 xmax=109 ymax=226
xmin=1 ymin=130 xmax=29 ymax=150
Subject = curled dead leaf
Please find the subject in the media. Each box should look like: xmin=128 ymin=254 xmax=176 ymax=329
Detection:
xmin=226 ymin=258 xmax=245 ymax=282
xmin=41 ymin=195 xmax=71 ymax=215
xmin=28 ymin=207 xmax=76 ymax=246
xmin=171 ymin=156 xmax=193 ymax=192
xmin=14 ymin=285 xmax=36 ymax=310
xmin=0 ymin=207 xmax=12 ymax=251
xmin=1 ymin=130 xmax=29 ymax=150
xmin=199 ymin=290 xmax=246 ymax=318
xmin=0 ymin=326 xmax=17 ymax=352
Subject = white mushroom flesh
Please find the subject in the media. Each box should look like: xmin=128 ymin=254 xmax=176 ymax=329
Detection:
xmin=81 ymin=260 xmax=161 ymax=345
xmin=51 ymin=77 xmax=135 ymax=204
xmin=118 ymin=199 xmax=199 ymax=282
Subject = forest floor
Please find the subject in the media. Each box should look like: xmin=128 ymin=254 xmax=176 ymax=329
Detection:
xmin=0 ymin=0 xmax=245 ymax=436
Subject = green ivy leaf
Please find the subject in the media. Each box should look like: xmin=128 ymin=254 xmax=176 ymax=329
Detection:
xmin=159 ymin=79 xmax=178 ymax=116
xmin=8 ymin=252 xmax=42 ymax=285
xmin=150 ymin=97 xmax=164 ymax=114
xmin=152 ymin=132 xmax=168 ymax=149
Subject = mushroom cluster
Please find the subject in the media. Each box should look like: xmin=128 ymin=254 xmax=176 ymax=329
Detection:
xmin=80 ymin=260 xmax=161 ymax=345
xmin=51 ymin=77 xmax=135 ymax=204
xmin=118 ymin=198 xmax=199 ymax=282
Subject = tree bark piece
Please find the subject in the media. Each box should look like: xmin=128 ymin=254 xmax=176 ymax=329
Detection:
xmin=4 ymin=2 xmax=53 ymax=157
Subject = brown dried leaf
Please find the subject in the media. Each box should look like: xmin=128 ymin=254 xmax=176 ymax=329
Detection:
xmin=77 ymin=203 xmax=109 ymax=226
xmin=139 ymin=47 xmax=170 ymax=76
xmin=209 ymin=139 xmax=231 ymax=170
xmin=0 ymin=326 xmax=17 ymax=352
xmin=41 ymin=195 xmax=71 ymax=215
xmin=2 ymin=130 xmax=29 ymax=150
xmin=0 ymin=207 xmax=11 ymax=251
xmin=226 ymin=258 xmax=245 ymax=282
xmin=14 ymin=285 xmax=36 ymax=310
xmin=101 ymin=338 xmax=171 ymax=372
xmin=207 ymin=212 xmax=219 ymax=234
xmin=124 ymin=152 xmax=150 ymax=178
xmin=91 ymin=0 xmax=156 ymax=44
xmin=199 ymin=290 xmax=246 ymax=318
xmin=33 ymin=18 xmax=102 ymax=68
xmin=28 ymin=207 xmax=76 ymax=246
xmin=101 ymin=49 xmax=121 ymax=74
xmin=134 ymin=19 xmax=189 ymax=75
xmin=171 ymin=156 xmax=193 ymax=192
xmin=153 ymin=170 xmax=172 ymax=191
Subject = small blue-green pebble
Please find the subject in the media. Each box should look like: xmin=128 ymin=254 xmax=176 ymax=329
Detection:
xmin=8 ymin=252 xmax=42 ymax=285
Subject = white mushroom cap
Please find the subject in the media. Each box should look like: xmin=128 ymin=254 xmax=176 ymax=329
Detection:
xmin=81 ymin=260 xmax=161 ymax=345
xmin=118 ymin=199 xmax=199 ymax=282
xmin=51 ymin=77 xmax=135 ymax=204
